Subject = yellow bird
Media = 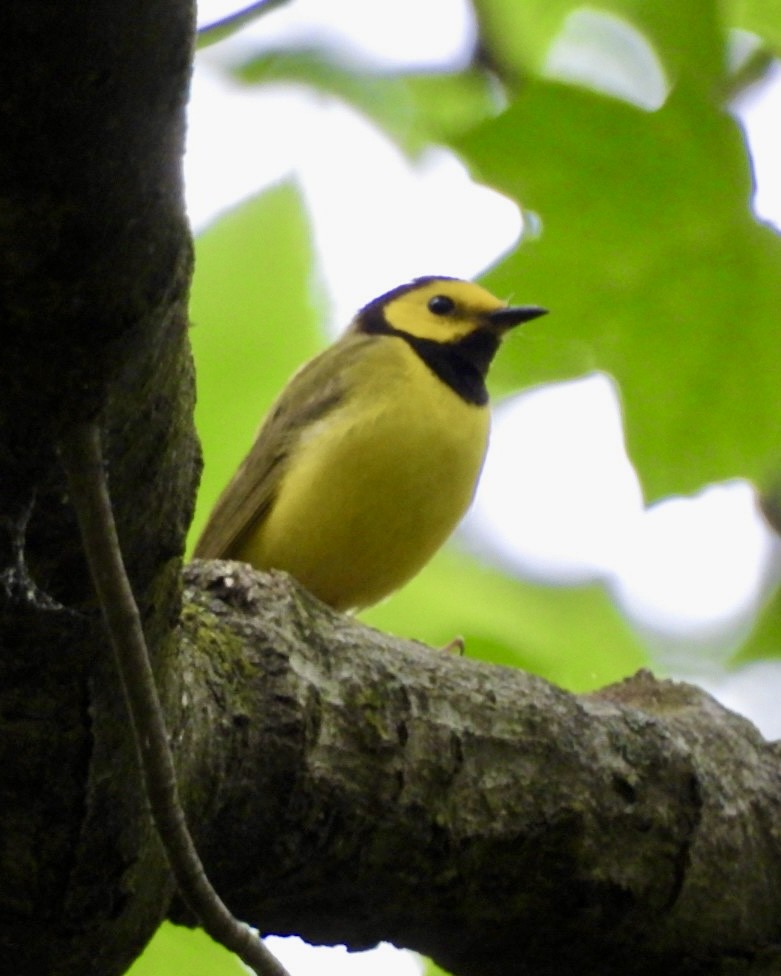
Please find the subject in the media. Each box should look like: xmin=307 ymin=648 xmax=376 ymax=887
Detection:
xmin=194 ymin=277 xmax=546 ymax=611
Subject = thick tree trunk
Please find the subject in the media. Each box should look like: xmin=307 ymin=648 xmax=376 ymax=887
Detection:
xmin=0 ymin=4 xmax=198 ymax=975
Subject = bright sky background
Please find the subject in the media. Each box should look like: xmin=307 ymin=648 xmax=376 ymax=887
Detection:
xmin=186 ymin=4 xmax=781 ymax=971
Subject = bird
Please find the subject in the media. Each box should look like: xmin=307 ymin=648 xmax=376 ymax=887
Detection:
xmin=194 ymin=276 xmax=547 ymax=611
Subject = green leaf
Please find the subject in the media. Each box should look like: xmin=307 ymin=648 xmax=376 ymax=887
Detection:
xmin=473 ymin=0 xmax=725 ymax=90
xmin=472 ymin=0 xmax=578 ymax=74
xmin=404 ymin=72 xmax=504 ymax=146
xmin=232 ymin=50 xmax=500 ymax=152
xmin=424 ymin=958 xmax=454 ymax=976
xmin=361 ymin=548 xmax=649 ymax=692
xmin=733 ymin=551 xmax=781 ymax=664
xmin=126 ymin=922 xmax=246 ymax=976
xmin=459 ymin=80 xmax=781 ymax=501
xmin=189 ymin=181 xmax=323 ymax=550
xmin=729 ymin=0 xmax=781 ymax=52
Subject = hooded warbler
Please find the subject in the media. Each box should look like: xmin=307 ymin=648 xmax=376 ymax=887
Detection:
xmin=194 ymin=276 xmax=546 ymax=611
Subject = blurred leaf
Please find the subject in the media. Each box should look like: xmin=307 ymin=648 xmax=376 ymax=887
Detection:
xmin=471 ymin=0 xmax=576 ymax=74
xmin=733 ymin=484 xmax=781 ymax=661
xmin=733 ymin=583 xmax=781 ymax=663
xmin=459 ymin=80 xmax=781 ymax=501
xmin=361 ymin=548 xmax=649 ymax=692
xmin=423 ymin=958 xmax=454 ymax=976
xmin=189 ymin=180 xmax=323 ymax=550
xmin=404 ymin=72 xmax=504 ymax=145
xmin=730 ymin=0 xmax=781 ymax=52
xmin=233 ymin=50 xmax=500 ymax=152
xmin=760 ymin=474 xmax=781 ymax=537
xmin=473 ymin=0 xmax=725 ymax=91
xmin=127 ymin=923 xmax=246 ymax=976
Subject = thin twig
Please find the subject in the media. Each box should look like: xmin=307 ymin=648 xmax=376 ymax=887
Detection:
xmin=196 ymin=0 xmax=290 ymax=50
xmin=58 ymin=421 xmax=291 ymax=976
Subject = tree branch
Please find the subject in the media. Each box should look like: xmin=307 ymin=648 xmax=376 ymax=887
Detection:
xmin=175 ymin=560 xmax=781 ymax=976
xmin=197 ymin=0 xmax=291 ymax=49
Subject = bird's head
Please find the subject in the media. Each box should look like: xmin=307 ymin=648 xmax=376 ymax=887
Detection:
xmin=351 ymin=276 xmax=546 ymax=342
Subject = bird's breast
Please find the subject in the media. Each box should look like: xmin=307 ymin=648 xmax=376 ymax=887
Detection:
xmin=236 ymin=338 xmax=491 ymax=610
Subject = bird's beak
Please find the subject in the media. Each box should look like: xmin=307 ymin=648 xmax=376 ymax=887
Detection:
xmin=487 ymin=305 xmax=548 ymax=332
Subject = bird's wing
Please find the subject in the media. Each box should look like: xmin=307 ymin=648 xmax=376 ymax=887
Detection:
xmin=193 ymin=334 xmax=374 ymax=559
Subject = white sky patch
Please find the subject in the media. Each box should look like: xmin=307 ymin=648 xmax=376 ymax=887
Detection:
xmin=472 ymin=377 xmax=778 ymax=649
xmin=544 ymin=7 xmax=669 ymax=111
xmin=294 ymin=105 xmax=522 ymax=328
xmin=700 ymin=660 xmax=781 ymax=740
xmin=186 ymin=66 xmax=521 ymax=322
xmin=263 ymin=937 xmax=423 ymax=976
xmin=185 ymin=67 xmax=303 ymax=229
xmin=733 ymin=60 xmax=781 ymax=230
xmin=468 ymin=375 xmax=644 ymax=582
xmin=198 ymin=0 xmax=476 ymax=70
xmin=611 ymin=482 xmax=778 ymax=639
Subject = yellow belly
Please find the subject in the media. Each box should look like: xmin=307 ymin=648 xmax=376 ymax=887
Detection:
xmin=235 ymin=340 xmax=490 ymax=610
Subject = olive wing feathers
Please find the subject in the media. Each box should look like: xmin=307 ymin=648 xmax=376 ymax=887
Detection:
xmin=193 ymin=334 xmax=375 ymax=560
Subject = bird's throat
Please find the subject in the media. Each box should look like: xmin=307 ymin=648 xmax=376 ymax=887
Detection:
xmin=399 ymin=332 xmax=493 ymax=406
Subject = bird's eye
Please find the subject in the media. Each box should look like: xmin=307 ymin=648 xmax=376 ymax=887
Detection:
xmin=428 ymin=295 xmax=456 ymax=316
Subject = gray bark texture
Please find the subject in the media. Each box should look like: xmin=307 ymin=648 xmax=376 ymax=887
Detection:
xmin=2 ymin=4 xmax=781 ymax=976
xmin=174 ymin=562 xmax=781 ymax=976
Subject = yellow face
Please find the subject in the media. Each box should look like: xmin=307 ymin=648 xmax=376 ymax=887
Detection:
xmin=381 ymin=278 xmax=510 ymax=342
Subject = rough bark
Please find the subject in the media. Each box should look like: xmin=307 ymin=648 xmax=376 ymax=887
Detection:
xmin=171 ymin=561 xmax=781 ymax=976
xmin=0 ymin=3 xmax=198 ymax=974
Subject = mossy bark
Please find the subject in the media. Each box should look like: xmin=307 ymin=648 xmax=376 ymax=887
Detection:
xmin=0 ymin=4 xmax=198 ymax=974
xmin=175 ymin=563 xmax=781 ymax=976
